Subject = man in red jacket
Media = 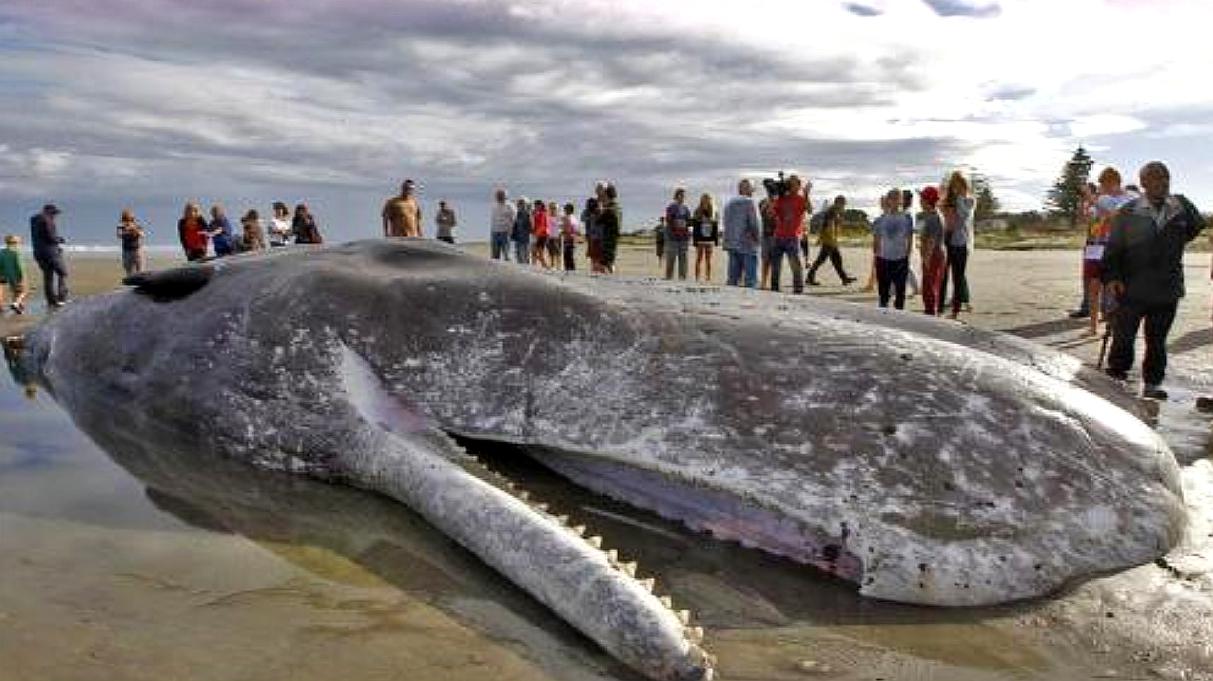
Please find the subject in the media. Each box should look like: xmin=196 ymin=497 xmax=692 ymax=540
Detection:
xmin=769 ymin=175 xmax=808 ymax=293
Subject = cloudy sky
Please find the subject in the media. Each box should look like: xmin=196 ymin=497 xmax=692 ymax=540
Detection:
xmin=1 ymin=0 xmax=1210 ymax=245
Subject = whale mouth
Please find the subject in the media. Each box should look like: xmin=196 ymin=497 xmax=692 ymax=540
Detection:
xmin=452 ymin=434 xmax=865 ymax=586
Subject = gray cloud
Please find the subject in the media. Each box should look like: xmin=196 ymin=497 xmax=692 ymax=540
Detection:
xmin=843 ymin=3 xmax=884 ymax=17
xmin=920 ymin=0 xmax=1001 ymax=18
xmin=987 ymin=85 xmax=1036 ymax=101
xmin=10 ymin=0 xmax=1189 ymax=245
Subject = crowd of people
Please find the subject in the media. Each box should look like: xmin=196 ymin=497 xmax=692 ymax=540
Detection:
xmin=655 ymin=170 xmax=977 ymax=320
xmin=488 ymin=181 xmax=622 ymax=273
xmin=4 ymin=162 xmax=1208 ymax=401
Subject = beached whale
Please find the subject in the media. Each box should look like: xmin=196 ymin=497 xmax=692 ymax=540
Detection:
xmin=19 ymin=239 xmax=1185 ymax=681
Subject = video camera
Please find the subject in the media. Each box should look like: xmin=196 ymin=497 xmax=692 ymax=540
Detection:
xmin=762 ymin=171 xmax=791 ymax=198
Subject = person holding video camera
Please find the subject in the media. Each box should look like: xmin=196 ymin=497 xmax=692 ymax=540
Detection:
xmin=769 ymin=174 xmax=808 ymax=294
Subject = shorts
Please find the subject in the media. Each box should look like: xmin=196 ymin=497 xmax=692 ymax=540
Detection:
xmin=535 ymin=235 xmax=549 ymax=250
xmin=760 ymin=235 xmax=775 ymax=263
xmin=546 ymin=238 xmax=560 ymax=257
xmin=1082 ymin=259 xmax=1102 ymax=281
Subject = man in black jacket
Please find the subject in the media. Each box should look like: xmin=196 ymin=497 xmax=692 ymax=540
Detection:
xmin=1101 ymin=162 xmax=1206 ymax=399
xmin=30 ymin=204 xmax=69 ymax=307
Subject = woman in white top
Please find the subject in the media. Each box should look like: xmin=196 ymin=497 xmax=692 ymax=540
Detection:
xmin=940 ymin=171 xmax=975 ymax=320
xmin=268 ymin=201 xmax=293 ymax=247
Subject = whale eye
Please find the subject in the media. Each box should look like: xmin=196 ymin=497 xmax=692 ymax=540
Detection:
xmin=125 ymin=265 xmax=214 ymax=301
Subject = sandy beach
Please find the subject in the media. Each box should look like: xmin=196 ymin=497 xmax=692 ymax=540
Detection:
xmin=1 ymin=240 xmax=1211 ymax=681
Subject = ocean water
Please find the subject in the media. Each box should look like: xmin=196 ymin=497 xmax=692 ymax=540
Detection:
xmin=1 ymin=358 xmax=1211 ymax=681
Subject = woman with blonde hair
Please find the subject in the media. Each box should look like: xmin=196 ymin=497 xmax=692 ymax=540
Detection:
xmin=1083 ymin=166 xmax=1132 ymax=335
xmin=940 ymin=170 xmax=975 ymax=319
xmin=691 ymin=193 xmax=719 ymax=282
xmin=177 ymin=201 xmax=209 ymax=261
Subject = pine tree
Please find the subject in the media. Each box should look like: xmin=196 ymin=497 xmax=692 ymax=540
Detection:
xmin=972 ymin=174 xmax=1000 ymax=221
xmin=1045 ymin=146 xmax=1094 ymax=227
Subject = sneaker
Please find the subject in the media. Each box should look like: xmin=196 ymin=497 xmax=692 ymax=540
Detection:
xmin=807 ymin=278 xmax=821 ymax=287
xmin=842 ymin=276 xmax=857 ymax=285
xmin=9 ymin=303 xmax=23 ymax=315
xmin=1104 ymin=368 xmax=1128 ymax=381
xmin=1196 ymin=396 xmax=1213 ymax=414
xmin=1142 ymin=385 xmax=1168 ymax=400
xmin=1068 ymin=309 xmax=1090 ymax=319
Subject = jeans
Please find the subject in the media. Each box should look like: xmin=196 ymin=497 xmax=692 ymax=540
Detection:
xmin=35 ymin=248 xmax=69 ymax=305
xmin=947 ymin=245 xmax=970 ymax=314
xmin=491 ymin=233 xmax=510 ymax=261
xmin=726 ymin=250 xmax=758 ymax=288
xmin=664 ymin=239 xmax=689 ymax=280
xmin=512 ymin=239 xmax=530 ymax=264
xmin=876 ymin=257 xmax=909 ymax=309
xmin=807 ymin=245 xmax=848 ymax=282
xmin=563 ymin=244 xmax=576 ymax=271
xmin=769 ymin=237 xmax=803 ymax=293
xmin=921 ymin=249 xmax=946 ymax=315
xmin=1108 ymin=299 xmax=1178 ymax=386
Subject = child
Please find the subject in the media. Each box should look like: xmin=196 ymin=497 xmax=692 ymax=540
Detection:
xmin=560 ymin=203 xmax=580 ymax=272
xmin=0 ymin=235 xmax=29 ymax=314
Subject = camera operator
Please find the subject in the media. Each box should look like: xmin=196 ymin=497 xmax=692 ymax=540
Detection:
xmin=769 ymin=174 xmax=809 ymax=293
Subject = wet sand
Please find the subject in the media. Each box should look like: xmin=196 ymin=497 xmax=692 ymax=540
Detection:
xmin=1 ymin=244 xmax=1210 ymax=681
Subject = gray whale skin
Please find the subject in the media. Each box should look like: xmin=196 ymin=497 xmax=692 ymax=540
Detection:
xmin=22 ymin=239 xmax=1185 ymax=681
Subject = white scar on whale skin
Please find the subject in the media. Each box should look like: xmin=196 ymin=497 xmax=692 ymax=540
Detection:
xmin=338 ymin=347 xmax=715 ymax=681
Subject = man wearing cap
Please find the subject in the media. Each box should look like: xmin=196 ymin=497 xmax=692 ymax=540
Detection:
xmin=382 ymin=179 xmax=423 ymax=238
xmin=1101 ymin=161 xmax=1206 ymax=400
xmin=30 ymin=203 xmax=69 ymax=307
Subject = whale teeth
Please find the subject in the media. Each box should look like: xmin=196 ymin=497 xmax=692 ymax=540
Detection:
xmin=659 ymin=595 xmax=673 ymax=609
xmin=535 ymin=503 xmax=549 ymax=513
xmin=687 ymin=626 xmax=704 ymax=643
xmin=676 ymin=609 xmax=690 ymax=625
xmin=620 ymin=561 xmax=637 ymax=577
xmin=556 ymin=515 xmax=569 ymax=525
xmin=572 ymin=525 xmax=587 ymax=537
xmin=517 ymin=491 xmax=529 ymax=501
xmin=604 ymin=549 xmax=618 ymax=563
xmin=587 ymin=535 xmax=603 ymax=549
xmin=640 ymin=577 xmax=655 ymax=593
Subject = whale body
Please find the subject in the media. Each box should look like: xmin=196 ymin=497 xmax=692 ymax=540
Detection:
xmin=21 ymin=239 xmax=1185 ymax=681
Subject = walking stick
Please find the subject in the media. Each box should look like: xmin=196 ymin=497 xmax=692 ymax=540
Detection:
xmin=1096 ymin=297 xmax=1117 ymax=369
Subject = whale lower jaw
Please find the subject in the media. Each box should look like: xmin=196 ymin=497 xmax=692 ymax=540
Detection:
xmin=339 ymin=347 xmax=715 ymax=681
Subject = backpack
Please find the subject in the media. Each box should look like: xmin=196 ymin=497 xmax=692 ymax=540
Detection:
xmin=808 ymin=211 xmax=827 ymax=236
